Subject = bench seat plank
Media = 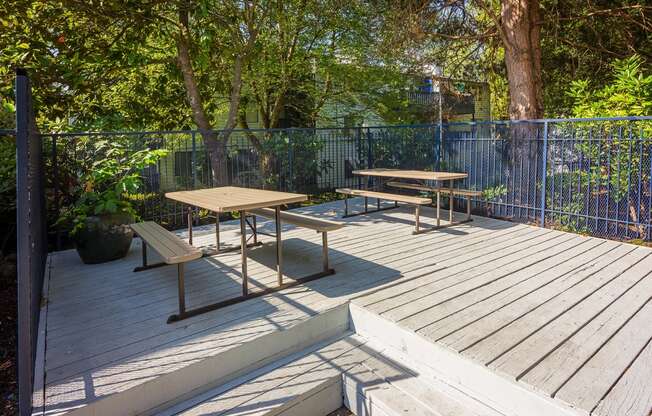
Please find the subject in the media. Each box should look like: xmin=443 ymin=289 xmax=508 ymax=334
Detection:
xmin=131 ymin=222 xmax=202 ymax=264
xmin=336 ymin=188 xmax=431 ymax=205
xmin=249 ymin=208 xmax=344 ymax=232
xmin=387 ymin=181 xmax=482 ymax=197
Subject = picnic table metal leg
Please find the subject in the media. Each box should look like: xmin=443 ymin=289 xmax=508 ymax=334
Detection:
xmin=253 ymin=215 xmax=258 ymax=245
xmin=141 ymin=240 xmax=147 ymax=268
xmin=467 ymin=197 xmax=471 ymax=221
xmin=187 ymin=206 xmax=193 ymax=245
xmin=436 ymin=191 xmax=441 ymax=227
xmin=344 ymin=195 xmax=349 ymax=216
xmin=275 ymin=206 xmax=283 ymax=286
xmin=449 ymin=179 xmax=454 ymax=223
xmin=177 ymin=263 xmax=186 ymax=315
xmin=364 ymin=196 xmax=368 ymax=213
xmin=415 ymin=205 xmax=420 ymax=233
xmin=240 ymin=210 xmax=248 ymax=296
xmin=215 ymin=214 xmax=220 ymax=252
xmin=322 ymin=232 xmax=329 ymax=272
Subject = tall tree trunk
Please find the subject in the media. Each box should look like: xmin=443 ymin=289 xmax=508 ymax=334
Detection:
xmin=500 ymin=0 xmax=544 ymax=120
xmin=176 ymin=7 xmax=228 ymax=186
xmin=499 ymin=0 xmax=544 ymax=217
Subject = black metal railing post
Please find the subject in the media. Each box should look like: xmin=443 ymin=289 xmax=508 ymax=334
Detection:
xmin=15 ymin=68 xmax=46 ymax=416
xmin=539 ymin=121 xmax=549 ymax=227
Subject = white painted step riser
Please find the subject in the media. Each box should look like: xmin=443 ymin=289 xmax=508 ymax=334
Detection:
xmin=348 ymin=303 xmax=581 ymax=416
xmin=267 ymin=378 xmax=342 ymax=416
xmin=63 ymin=304 xmax=349 ymax=416
xmin=343 ymin=379 xmax=434 ymax=416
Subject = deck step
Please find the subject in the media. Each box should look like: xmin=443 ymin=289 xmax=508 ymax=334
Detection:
xmin=160 ymin=333 xmax=364 ymax=416
xmin=349 ymin=302 xmax=582 ymax=416
xmin=343 ymin=340 xmax=503 ymax=416
xmin=162 ymin=330 xmax=502 ymax=416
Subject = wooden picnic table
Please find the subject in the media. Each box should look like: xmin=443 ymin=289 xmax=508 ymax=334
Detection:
xmin=165 ymin=186 xmax=308 ymax=320
xmin=348 ymin=168 xmax=470 ymax=231
xmin=352 ymin=168 xmax=468 ymax=182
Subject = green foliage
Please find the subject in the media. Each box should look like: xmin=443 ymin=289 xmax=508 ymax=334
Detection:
xmin=370 ymin=128 xmax=437 ymax=170
xmin=568 ymin=55 xmax=652 ymax=118
xmin=541 ymin=1 xmax=652 ymax=116
xmin=482 ymin=184 xmax=507 ymax=202
xmin=261 ymin=131 xmax=333 ymax=193
xmin=0 ymin=100 xmax=14 ymax=129
xmin=562 ymin=55 xmax=652 ymax=211
xmin=0 ymin=137 xmax=16 ymax=217
xmin=58 ymin=141 xmax=167 ymax=234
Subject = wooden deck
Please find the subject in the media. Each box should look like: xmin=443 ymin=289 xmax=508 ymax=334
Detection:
xmin=35 ymin=199 xmax=652 ymax=416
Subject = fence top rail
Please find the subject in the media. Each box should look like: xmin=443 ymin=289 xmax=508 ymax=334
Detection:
xmin=34 ymin=115 xmax=652 ymax=138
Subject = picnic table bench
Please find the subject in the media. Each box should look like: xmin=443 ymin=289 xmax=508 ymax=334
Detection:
xmin=335 ymin=188 xmax=431 ymax=233
xmin=130 ymin=221 xmax=202 ymax=322
xmin=249 ymin=208 xmax=343 ymax=273
xmin=386 ymin=181 xmax=481 ymax=222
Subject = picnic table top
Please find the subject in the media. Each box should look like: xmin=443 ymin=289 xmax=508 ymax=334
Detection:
xmin=165 ymin=186 xmax=307 ymax=212
xmin=352 ymin=168 xmax=468 ymax=181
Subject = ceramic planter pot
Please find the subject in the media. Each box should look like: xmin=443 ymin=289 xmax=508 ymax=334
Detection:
xmin=74 ymin=213 xmax=134 ymax=264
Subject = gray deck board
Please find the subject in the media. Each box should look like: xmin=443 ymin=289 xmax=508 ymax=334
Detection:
xmin=41 ymin=199 xmax=652 ymax=416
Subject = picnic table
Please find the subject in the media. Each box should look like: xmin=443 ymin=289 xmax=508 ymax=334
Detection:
xmin=163 ymin=186 xmax=311 ymax=321
xmin=337 ymin=168 xmax=473 ymax=233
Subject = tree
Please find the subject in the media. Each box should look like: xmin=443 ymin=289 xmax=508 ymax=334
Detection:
xmin=482 ymin=0 xmax=543 ymax=119
xmin=541 ymin=2 xmax=652 ymax=115
xmin=174 ymin=1 xmax=268 ymax=185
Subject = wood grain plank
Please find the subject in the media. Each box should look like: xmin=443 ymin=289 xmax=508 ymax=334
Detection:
xmin=439 ymin=244 xmax=642 ymax=353
xmin=554 ymin=301 xmax=652 ymax=413
xmin=378 ymin=232 xmax=577 ymax=323
xmin=460 ymin=249 xmax=651 ymax=365
xmin=353 ymin=169 xmax=468 ymax=181
xmin=418 ymin=240 xmax=619 ymax=341
xmin=336 ymin=188 xmax=431 ymax=205
xmin=405 ymin=238 xmax=607 ymax=334
xmin=592 ymin=338 xmax=652 ymax=416
xmin=520 ymin=273 xmax=652 ymax=397
xmin=489 ymin=258 xmax=652 ymax=381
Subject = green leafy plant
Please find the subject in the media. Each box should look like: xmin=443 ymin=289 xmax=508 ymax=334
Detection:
xmin=58 ymin=140 xmax=167 ymax=235
xmin=482 ymin=184 xmax=507 ymax=217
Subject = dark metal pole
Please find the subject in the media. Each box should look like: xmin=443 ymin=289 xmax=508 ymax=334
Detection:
xmin=187 ymin=206 xmax=193 ymax=245
xmin=141 ymin=241 xmax=148 ymax=267
xmin=322 ymin=232 xmax=329 ymax=272
xmin=436 ymin=191 xmax=441 ymax=227
xmin=215 ymin=213 xmax=220 ymax=252
xmin=540 ymin=122 xmax=549 ymax=227
xmin=177 ymin=263 xmax=186 ymax=315
xmin=240 ymin=211 xmax=248 ymax=295
xmin=275 ymin=206 xmax=283 ymax=285
xmin=449 ymin=179 xmax=454 ymax=223
xmin=15 ymin=68 xmax=33 ymax=416
xmin=52 ymin=135 xmax=61 ymax=250
xmin=252 ymin=214 xmax=258 ymax=245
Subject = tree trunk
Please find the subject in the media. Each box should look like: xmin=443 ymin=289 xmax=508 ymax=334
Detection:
xmin=499 ymin=0 xmax=544 ymax=215
xmin=501 ymin=0 xmax=544 ymax=120
xmin=176 ymin=6 xmax=229 ymax=185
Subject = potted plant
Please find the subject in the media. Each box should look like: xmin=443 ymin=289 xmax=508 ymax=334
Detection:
xmin=59 ymin=141 xmax=167 ymax=264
